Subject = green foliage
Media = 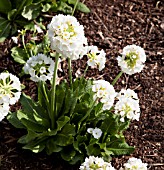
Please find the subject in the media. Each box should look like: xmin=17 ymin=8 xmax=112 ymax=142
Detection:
xmin=0 ymin=0 xmax=90 ymax=42
xmin=8 ymin=78 xmax=134 ymax=164
xmin=11 ymin=34 xmax=50 ymax=65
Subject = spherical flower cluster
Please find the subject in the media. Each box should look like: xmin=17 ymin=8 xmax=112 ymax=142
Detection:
xmin=92 ymin=80 xmax=117 ymax=110
xmin=23 ymin=53 xmax=55 ymax=82
xmin=80 ymin=156 xmax=115 ymax=170
xmin=117 ymin=45 xmax=146 ymax=75
xmin=0 ymin=72 xmax=21 ymax=121
xmin=120 ymin=157 xmax=147 ymax=170
xmin=0 ymin=73 xmax=21 ymax=105
xmin=47 ymin=14 xmax=87 ymax=60
xmin=87 ymin=127 xmax=102 ymax=139
xmin=87 ymin=46 xmax=106 ymax=71
xmin=114 ymin=89 xmax=140 ymax=122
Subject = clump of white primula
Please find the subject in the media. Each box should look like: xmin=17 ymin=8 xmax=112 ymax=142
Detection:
xmin=0 ymin=72 xmax=21 ymax=121
xmin=87 ymin=45 xmax=106 ymax=71
xmin=80 ymin=156 xmax=115 ymax=170
xmin=120 ymin=157 xmax=147 ymax=170
xmin=115 ymin=89 xmax=140 ymax=122
xmin=0 ymin=72 xmax=21 ymax=105
xmin=92 ymin=80 xmax=117 ymax=110
xmin=23 ymin=53 xmax=55 ymax=82
xmin=47 ymin=14 xmax=87 ymax=60
xmin=117 ymin=45 xmax=146 ymax=75
xmin=87 ymin=127 xmax=102 ymax=139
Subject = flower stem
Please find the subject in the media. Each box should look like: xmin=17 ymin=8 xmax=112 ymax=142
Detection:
xmin=68 ymin=58 xmax=72 ymax=88
xmin=50 ymin=53 xmax=59 ymax=129
xmin=78 ymin=98 xmax=98 ymax=129
xmin=112 ymin=71 xmax=123 ymax=86
xmin=71 ymin=0 xmax=79 ymax=16
xmin=22 ymin=33 xmax=28 ymax=56
xmin=83 ymin=65 xmax=88 ymax=77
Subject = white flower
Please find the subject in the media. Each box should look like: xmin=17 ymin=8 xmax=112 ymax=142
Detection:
xmin=11 ymin=36 xmax=18 ymax=44
xmin=23 ymin=53 xmax=55 ymax=82
xmin=115 ymin=89 xmax=140 ymax=122
xmin=87 ymin=46 xmax=106 ymax=71
xmin=117 ymin=45 xmax=146 ymax=75
xmin=0 ymin=101 xmax=10 ymax=121
xmin=92 ymin=127 xmax=102 ymax=139
xmin=80 ymin=156 xmax=115 ymax=170
xmin=92 ymin=80 xmax=117 ymax=110
xmin=47 ymin=14 xmax=87 ymax=60
xmin=87 ymin=127 xmax=102 ymax=139
xmin=0 ymin=72 xmax=21 ymax=105
xmin=120 ymin=157 xmax=147 ymax=170
xmin=34 ymin=24 xmax=43 ymax=33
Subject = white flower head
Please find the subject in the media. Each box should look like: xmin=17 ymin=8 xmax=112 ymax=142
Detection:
xmin=34 ymin=24 xmax=43 ymax=33
xmin=80 ymin=156 xmax=115 ymax=170
xmin=87 ymin=127 xmax=102 ymax=139
xmin=23 ymin=53 xmax=55 ymax=82
xmin=92 ymin=80 xmax=117 ymax=110
xmin=0 ymin=101 xmax=10 ymax=121
xmin=121 ymin=157 xmax=147 ymax=170
xmin=0 ymin=72 xmax=21 ymax=105
xmin=47 ymin=14 xmax=87 ymax=60
xmin=87 ymin=46 xmax=106 ymax=71
xmin=115 ymin=89 xmax=140 ymax=122
xmin=11 ymin=36 xmax=18 ymax=44
xmin=117 ymin=45 xmax=146 ymax=75
xmin=92 ymin=127 xmax=102 ymax=139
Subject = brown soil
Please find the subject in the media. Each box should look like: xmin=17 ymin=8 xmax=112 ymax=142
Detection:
xmin=0 ymin=0 xmax=164 ymax=170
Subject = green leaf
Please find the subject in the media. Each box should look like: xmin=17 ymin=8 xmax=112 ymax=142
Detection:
xmin=0 ymin=17 xmax=11 ymax=42
xmin=56 ymin=116 xmax=70 ymax=131
xmin=61 ymin=147 xmax=76 ymax=161
xmin=7 ymin=9 xmax=17 ymax=20
xmin=107 ymin=142 xmax=135 ymax=155
xmin=68 ymin=0 xmax=90 ymax=13
xmin=100 ymin=116 xmax=119 ymax=135
xmin=20 ymin=93 xmax=48 ymax=120
xmin=76 ymin=2 xmax=90 ymax=13
xmin=11 ymin=47 xmax=29 ymax=64
xmin=61 ymin=124 xmax=76 ymax=136
xmin=22 ymin=3 xmax=41 ymax=20
xmin=86 ymin=144 xmax=101 ymax=156
xmin=23 ymin=140 xmax=46 ymax=153
xmin=7 ymin=112 xmax=25 ymax=129
xmin=53 ymin=134 xmax=74 ymax=146
xmin=46 ymin=138 xmax=63 ymax=154
xmin=19 ymin=117 xmax=47 ymax=132
xmin=0 ymin=0 xmax=12 ymax=14
xmin=41 ymin=3 xmax=51 ymax=12
xmin=18 ymin=130 xmax=39 ymax=144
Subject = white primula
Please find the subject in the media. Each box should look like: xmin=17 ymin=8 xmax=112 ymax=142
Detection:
xmin=34 ymin=24 xmax=43 ymax=33
xmin=0 ymin=101 xmax=10 ymax=121
xmin=92 ymin=80 xmax=117 ymax=110
xmin=23 ymin=53 xmax=55 ymax=82
xmin=0 ymin=72 xmax=21 ymax=105
xmin=87 ymin=46 xmax=106 ymax=71
xmin=117 ymin=44 xmax=146 ymax=75
xmin=120 ymin=157 xmax=147 ymax=170
xmin=47 ymin=14 xmax=87 ymax=60
xmin=80 ymin=156 xmax=115 ymax=170
xmin=115 ymin=89 xmax=140 ymax=122
xmin=87 ymin=127 xmax=102 ymax=139
xmin=117 ymin=89 xmax=139 ymax=101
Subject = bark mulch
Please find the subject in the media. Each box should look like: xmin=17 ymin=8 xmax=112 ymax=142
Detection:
xmin=0 ymin=0 xmax=164 ymax=169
